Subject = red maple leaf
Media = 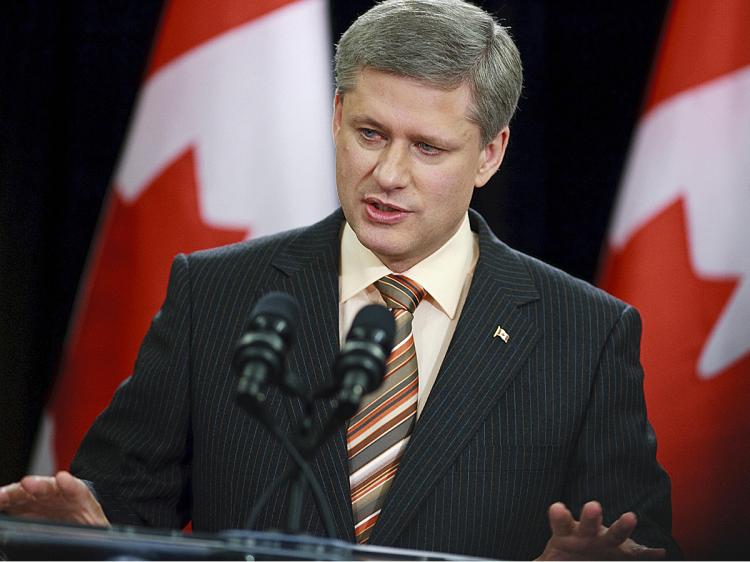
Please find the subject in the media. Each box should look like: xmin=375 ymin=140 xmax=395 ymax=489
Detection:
xmin=600 ymin=197 xmax=750 ymax=558
xmin=53 ymin=147 xmax=248 ymax=468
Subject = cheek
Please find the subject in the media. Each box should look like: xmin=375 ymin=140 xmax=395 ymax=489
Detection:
xmin=422 ymin=167 xmax=475 ymax=209
xmin=335 ymin=144 xmax=355 ymax=187
xmin=337 ymin=139 xmax=359 ymax=173
xmin=339 ymin=143 xmax=378 ymax=187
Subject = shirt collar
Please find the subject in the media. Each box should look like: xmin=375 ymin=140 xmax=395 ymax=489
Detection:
xmin=340 ymin=213 xmax=476 ymax=319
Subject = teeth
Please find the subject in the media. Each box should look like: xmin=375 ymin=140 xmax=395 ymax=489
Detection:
xmin=375 ymin=202 xmax=395 ymax=211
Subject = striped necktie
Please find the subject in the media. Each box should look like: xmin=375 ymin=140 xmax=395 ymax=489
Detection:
xmin=347 ymin=274 xmax=426 ymax=543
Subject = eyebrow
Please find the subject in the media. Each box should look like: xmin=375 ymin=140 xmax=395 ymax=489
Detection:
xmin=349 ymin=114 xmax=387 ymax=131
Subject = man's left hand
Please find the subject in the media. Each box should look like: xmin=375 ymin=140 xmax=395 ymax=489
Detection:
xmin=536 ymin=501 xmax=666 ymax=561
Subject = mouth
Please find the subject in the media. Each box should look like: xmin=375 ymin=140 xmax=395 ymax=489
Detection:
xmin=364 ymin=198 xmax=408 ymax=213
xmin=363 ymin=197 xmax=411 ymax=224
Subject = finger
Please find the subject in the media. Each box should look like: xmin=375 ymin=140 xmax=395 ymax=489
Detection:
xmin=56 ymin=471 xmax=89 ymax=502
xmin=604 ymin=511 xmax=637 ymax=545
xmin=56 ymin=471 xmax=109 ymax=527
xmin=0 ymin=484 xmax=11 ymax=507
xmin=0 ymin=483 xmax=20 ymax=509
xmin=548 ymin=502 xmax=575 ymax=536
xmin=20 ymin=475 xmax=61 ymax=500
xmin=0 ymin=482 xmax=36 ymax=508
xmin=578 ymin=501 xmax=603 ymax=537
xmin=607 ymin=538 xmax=667 ymax=561
xmin=638 ymin=547 xmax=667 ymax=560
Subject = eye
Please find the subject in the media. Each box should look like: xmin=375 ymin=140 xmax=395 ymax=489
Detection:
xmin=359 ymin=128 xmax=382 ymax=141
xmin=416 ymin=142 xmax=442 ymax=155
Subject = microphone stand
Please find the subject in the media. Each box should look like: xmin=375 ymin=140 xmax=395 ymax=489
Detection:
xmin=284 ymin=380 xmax=319 ymax=535
xmin=237 ymin=368 xmax=339 ymax=539
xmin=281 ymin=380 xmax=371 ymax=533
xmin=235 ymin=302 xmax=393 ymax=540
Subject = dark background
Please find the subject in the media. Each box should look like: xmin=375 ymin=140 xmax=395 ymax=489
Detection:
xmin=0 ymin=1 xmax=668 ymax=485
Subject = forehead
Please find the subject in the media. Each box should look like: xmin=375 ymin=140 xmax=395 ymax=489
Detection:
xmin=342 ymin=68 xmax=480 ymax=142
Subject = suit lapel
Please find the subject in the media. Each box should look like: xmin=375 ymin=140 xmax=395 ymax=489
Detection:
xmin=371 ymin=210 xmax=541 ymax=545
xmin=265 ymin=209 xmax=355 ymax=541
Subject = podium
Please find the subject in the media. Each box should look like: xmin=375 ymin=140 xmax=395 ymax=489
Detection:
xmin=0 ymin=514 xmax=483 ymax=560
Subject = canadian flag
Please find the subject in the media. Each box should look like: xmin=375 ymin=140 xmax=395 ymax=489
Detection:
xmin=31 ymin=0 xmax=336 ymax=474
xmin=599 ymin=1 xmax=750 ymax=557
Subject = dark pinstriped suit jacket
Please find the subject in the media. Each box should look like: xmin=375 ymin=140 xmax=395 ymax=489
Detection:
xmin=72 ymin=209 xmax=679 ymax=559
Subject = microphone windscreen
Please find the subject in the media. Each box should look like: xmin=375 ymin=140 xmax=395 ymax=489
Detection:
xmin=252 ymin=291 xmax=299 ymax=323
xmin=349 ymin=304 xmax=395 ymax=354
xmin=247 ymin=292 xmax=300 ymax=346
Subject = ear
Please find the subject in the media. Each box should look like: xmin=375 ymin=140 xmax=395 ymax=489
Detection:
xmin=332 ymin=91 xmax=344 ymax=140
xmin=474 ymin=126 xmax=510 ymax=188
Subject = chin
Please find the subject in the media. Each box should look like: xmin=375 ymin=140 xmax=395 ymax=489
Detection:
xmin=358 ymin=233 xmax=401 ymax=261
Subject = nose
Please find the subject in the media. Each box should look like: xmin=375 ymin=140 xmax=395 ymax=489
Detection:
xmin=373 ymin=143 xmax=409 ymax=190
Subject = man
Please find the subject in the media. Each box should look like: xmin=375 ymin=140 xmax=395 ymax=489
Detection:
xmin=0 ymin=1 xmax=679 ymax=559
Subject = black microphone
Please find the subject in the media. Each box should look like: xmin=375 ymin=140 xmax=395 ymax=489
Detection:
xmin=333 ymin=304 xmax=395 ymax=419
xmin=234 ymin=292 xmax=299 ymax=420
xmin=234 ymin=292 xmax=337 ymax=538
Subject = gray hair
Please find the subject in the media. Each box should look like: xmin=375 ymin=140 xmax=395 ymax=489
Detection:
xmin=334 ymin=0 xmax=523 ymax=145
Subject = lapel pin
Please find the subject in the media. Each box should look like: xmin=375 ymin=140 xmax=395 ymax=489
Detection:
xmin=493 ymin=326 xmax=510 ymax=343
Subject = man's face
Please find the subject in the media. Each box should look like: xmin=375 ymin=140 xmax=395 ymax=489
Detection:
xmin=333 ymin=68 xmax=508 ymax=272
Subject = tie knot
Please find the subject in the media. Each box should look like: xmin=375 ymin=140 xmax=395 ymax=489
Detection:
xmin=374 ymin=274 xmax=426 ymax=314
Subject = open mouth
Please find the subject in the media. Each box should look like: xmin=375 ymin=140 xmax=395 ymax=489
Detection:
xmin=364 ymin=199 xmax=409 ymax=223
xmin=372 ymin=201 xmax=401 ymax=212
xmin=365 ymin=198 xmax=406 ymax=213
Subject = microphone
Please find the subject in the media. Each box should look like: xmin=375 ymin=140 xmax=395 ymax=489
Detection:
xmin=234 ymin=292 xmax=299 ymax=420
xmin=234 ymin=291 xmax=337 ymax=537
xmin=333 ymin=304 xmax=395 ymax=419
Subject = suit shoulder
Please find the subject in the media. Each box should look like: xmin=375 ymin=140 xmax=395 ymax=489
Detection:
xmin=471 ymin=209 xmax=630 ymax=319
xmin=157 ymin=226 xmax=312 ymax=318
xmin=181 ymin=209 xmax=343 ymax=272
xmin=167 ymin=210 xmax=343 ymax=293
xmin=185 ymin=224 xmax=306 ymax=269
xmin=512 ymin=248 xmax=631 ymax=316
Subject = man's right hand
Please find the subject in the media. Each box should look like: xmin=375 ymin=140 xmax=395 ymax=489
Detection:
xmin=0 ymin=471 xmax=109 ymax=527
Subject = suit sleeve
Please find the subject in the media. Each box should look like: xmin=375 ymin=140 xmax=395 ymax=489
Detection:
xmin=71 ymin=254 xmax=194 ymax=529
xmin=562 ymin=304 xmax=682 ymax=559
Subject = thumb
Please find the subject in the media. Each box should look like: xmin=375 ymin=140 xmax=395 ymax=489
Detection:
xmin=55 ymin=471 xmax=91 ymax=503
